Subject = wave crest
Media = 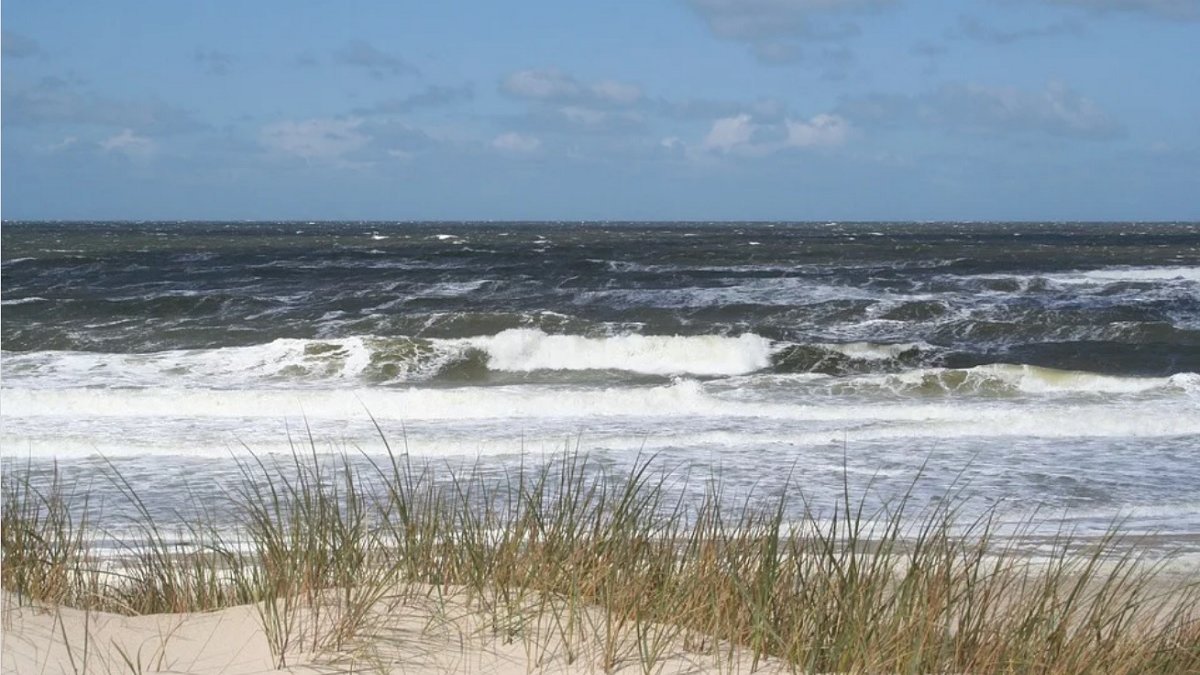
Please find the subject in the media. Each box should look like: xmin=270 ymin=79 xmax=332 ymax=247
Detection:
xmin=838 ymin=364 xmax=1197 ymax=397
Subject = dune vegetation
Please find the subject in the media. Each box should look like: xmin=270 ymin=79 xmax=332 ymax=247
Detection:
xmin=3 ymin=433 xmax=1199 ymax=674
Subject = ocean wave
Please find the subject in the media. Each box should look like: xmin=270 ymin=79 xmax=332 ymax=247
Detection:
xmin=818 ymin=341 xmax=930 ymax=361
xmin=466 ymin=329 xmax=773 ymax=376
xmin=1 ymin=335 xmax=479 ymax=388
xmin=0 ymin=330 xmax=781 ymax=387
xmin=5 ymin=329 xmax=1196 ymax=392
xmin=835 ymin=364 xmax=1199 ymax=397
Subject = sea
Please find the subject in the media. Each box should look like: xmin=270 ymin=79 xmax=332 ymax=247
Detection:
xmin=2 ymin=221 xmax=1198 ymax=549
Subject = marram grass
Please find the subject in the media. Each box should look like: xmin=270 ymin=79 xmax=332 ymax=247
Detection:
xmin=3 ymin=443 xmax=1198 ymax=673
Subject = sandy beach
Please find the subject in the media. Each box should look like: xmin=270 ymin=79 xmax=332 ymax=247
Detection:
xmin=3 ymin=587 xmax=792 ymax=675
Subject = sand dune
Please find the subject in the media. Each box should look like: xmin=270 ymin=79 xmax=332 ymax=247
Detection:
xmin=2 ymin=589 xmax=786 ymax=674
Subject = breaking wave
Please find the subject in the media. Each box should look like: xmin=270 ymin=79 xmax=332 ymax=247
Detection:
xmin=7 ymin=329 xmax=1199 ymax=393
xmin=1 ymin=330 xmax=781 ymax=387
xmin=832 ymin=365 xmax=1200 ymax=397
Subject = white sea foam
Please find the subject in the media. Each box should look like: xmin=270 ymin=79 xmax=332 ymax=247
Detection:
xmin=467 ymin=329 xmax=775 ymax=376
xmin=819 ymin=341 xmax=927 ymax=360
xmin=1050 ymin=266 xmax=1200 ymax=284
xmin=579 ymin=278 xmax=890 ymax=308
xmin=0 ymin=336 xmax=467 ymax=389
xmin=951 ymin=266 xmax=1200 ymax=289
xmin=0 ymin=296 xmax=47 ymax=306
xmin=371 ymin=280 xmax=494 ymax=306
xmin=600 ymin=260 xmax=809 ymax=274
xmin=3 ymin=382 xmax=1197 ymax=440
xmin=849 ymin=364 xmax=1192 ymax=396
xmin=1168 ymin=372 xmax=1200 ymax=399
xmin=0 ymin=381 xmax=725 ymax=420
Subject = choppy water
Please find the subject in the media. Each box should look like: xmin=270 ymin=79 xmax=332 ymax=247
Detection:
xmin=2 ymin=222 xmax=1198 ymax=543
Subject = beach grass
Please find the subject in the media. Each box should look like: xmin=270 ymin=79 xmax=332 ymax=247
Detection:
xmin=3 ymin=442 xmax=1199 ymax=674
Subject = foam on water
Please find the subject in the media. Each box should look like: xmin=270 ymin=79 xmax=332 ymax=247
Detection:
xmin=841 ymin=364 xmax=1199 ymax=396
xmin=718 ymin=366 xmax=1200 ymax=402
xmin=467 ymin=329 xmax=775 ymax=376
xmin=1047 ymin=266 xmax=1200 ymax=284
xmin=0 ymin=380 xmax=728 ymax=420
xmin=818 ymin=341 xmax=928 ymax=360
xmin=0 ymin=297 xmax=47 ymax=306
xmin=578 ymin=278 xmax=891 ymax=308
xmin=1 ymin=336 xmax=464 ymax=388
xmin=3 ymin=381 xmax=1197 ymax=437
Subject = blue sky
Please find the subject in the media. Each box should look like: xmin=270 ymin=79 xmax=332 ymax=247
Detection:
xmin=2 ymin=0 xmax=1198 ymax=220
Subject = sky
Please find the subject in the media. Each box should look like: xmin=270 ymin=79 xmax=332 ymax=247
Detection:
xmin=2 ymin=1 xmax=1198 ymax=221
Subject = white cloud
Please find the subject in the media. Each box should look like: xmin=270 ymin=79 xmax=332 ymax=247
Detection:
xmin=492 ymin=132 xmax=541 ymax=153
xmin=702 ymin=112 xmax=851 ymax=156
xmin=260 ymin=117 xmax=369 ymax=161
xmin=99 ymin=129 xmax=155 ymax=159
xmin=704 ymin=114 xmax=758 ymax=154
xmin=786 ymin=113 xmax=851 ymax=146
xmin=559 ymin=106 xmax=610 ymax=127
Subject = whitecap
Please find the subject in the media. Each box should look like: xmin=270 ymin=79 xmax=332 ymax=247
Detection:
xmin=0 ymin=296 xmax=48 ymax=306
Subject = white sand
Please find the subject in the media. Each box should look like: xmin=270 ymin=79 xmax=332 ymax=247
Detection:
xmin=2 ymin=589 xmax=788 ymax=674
